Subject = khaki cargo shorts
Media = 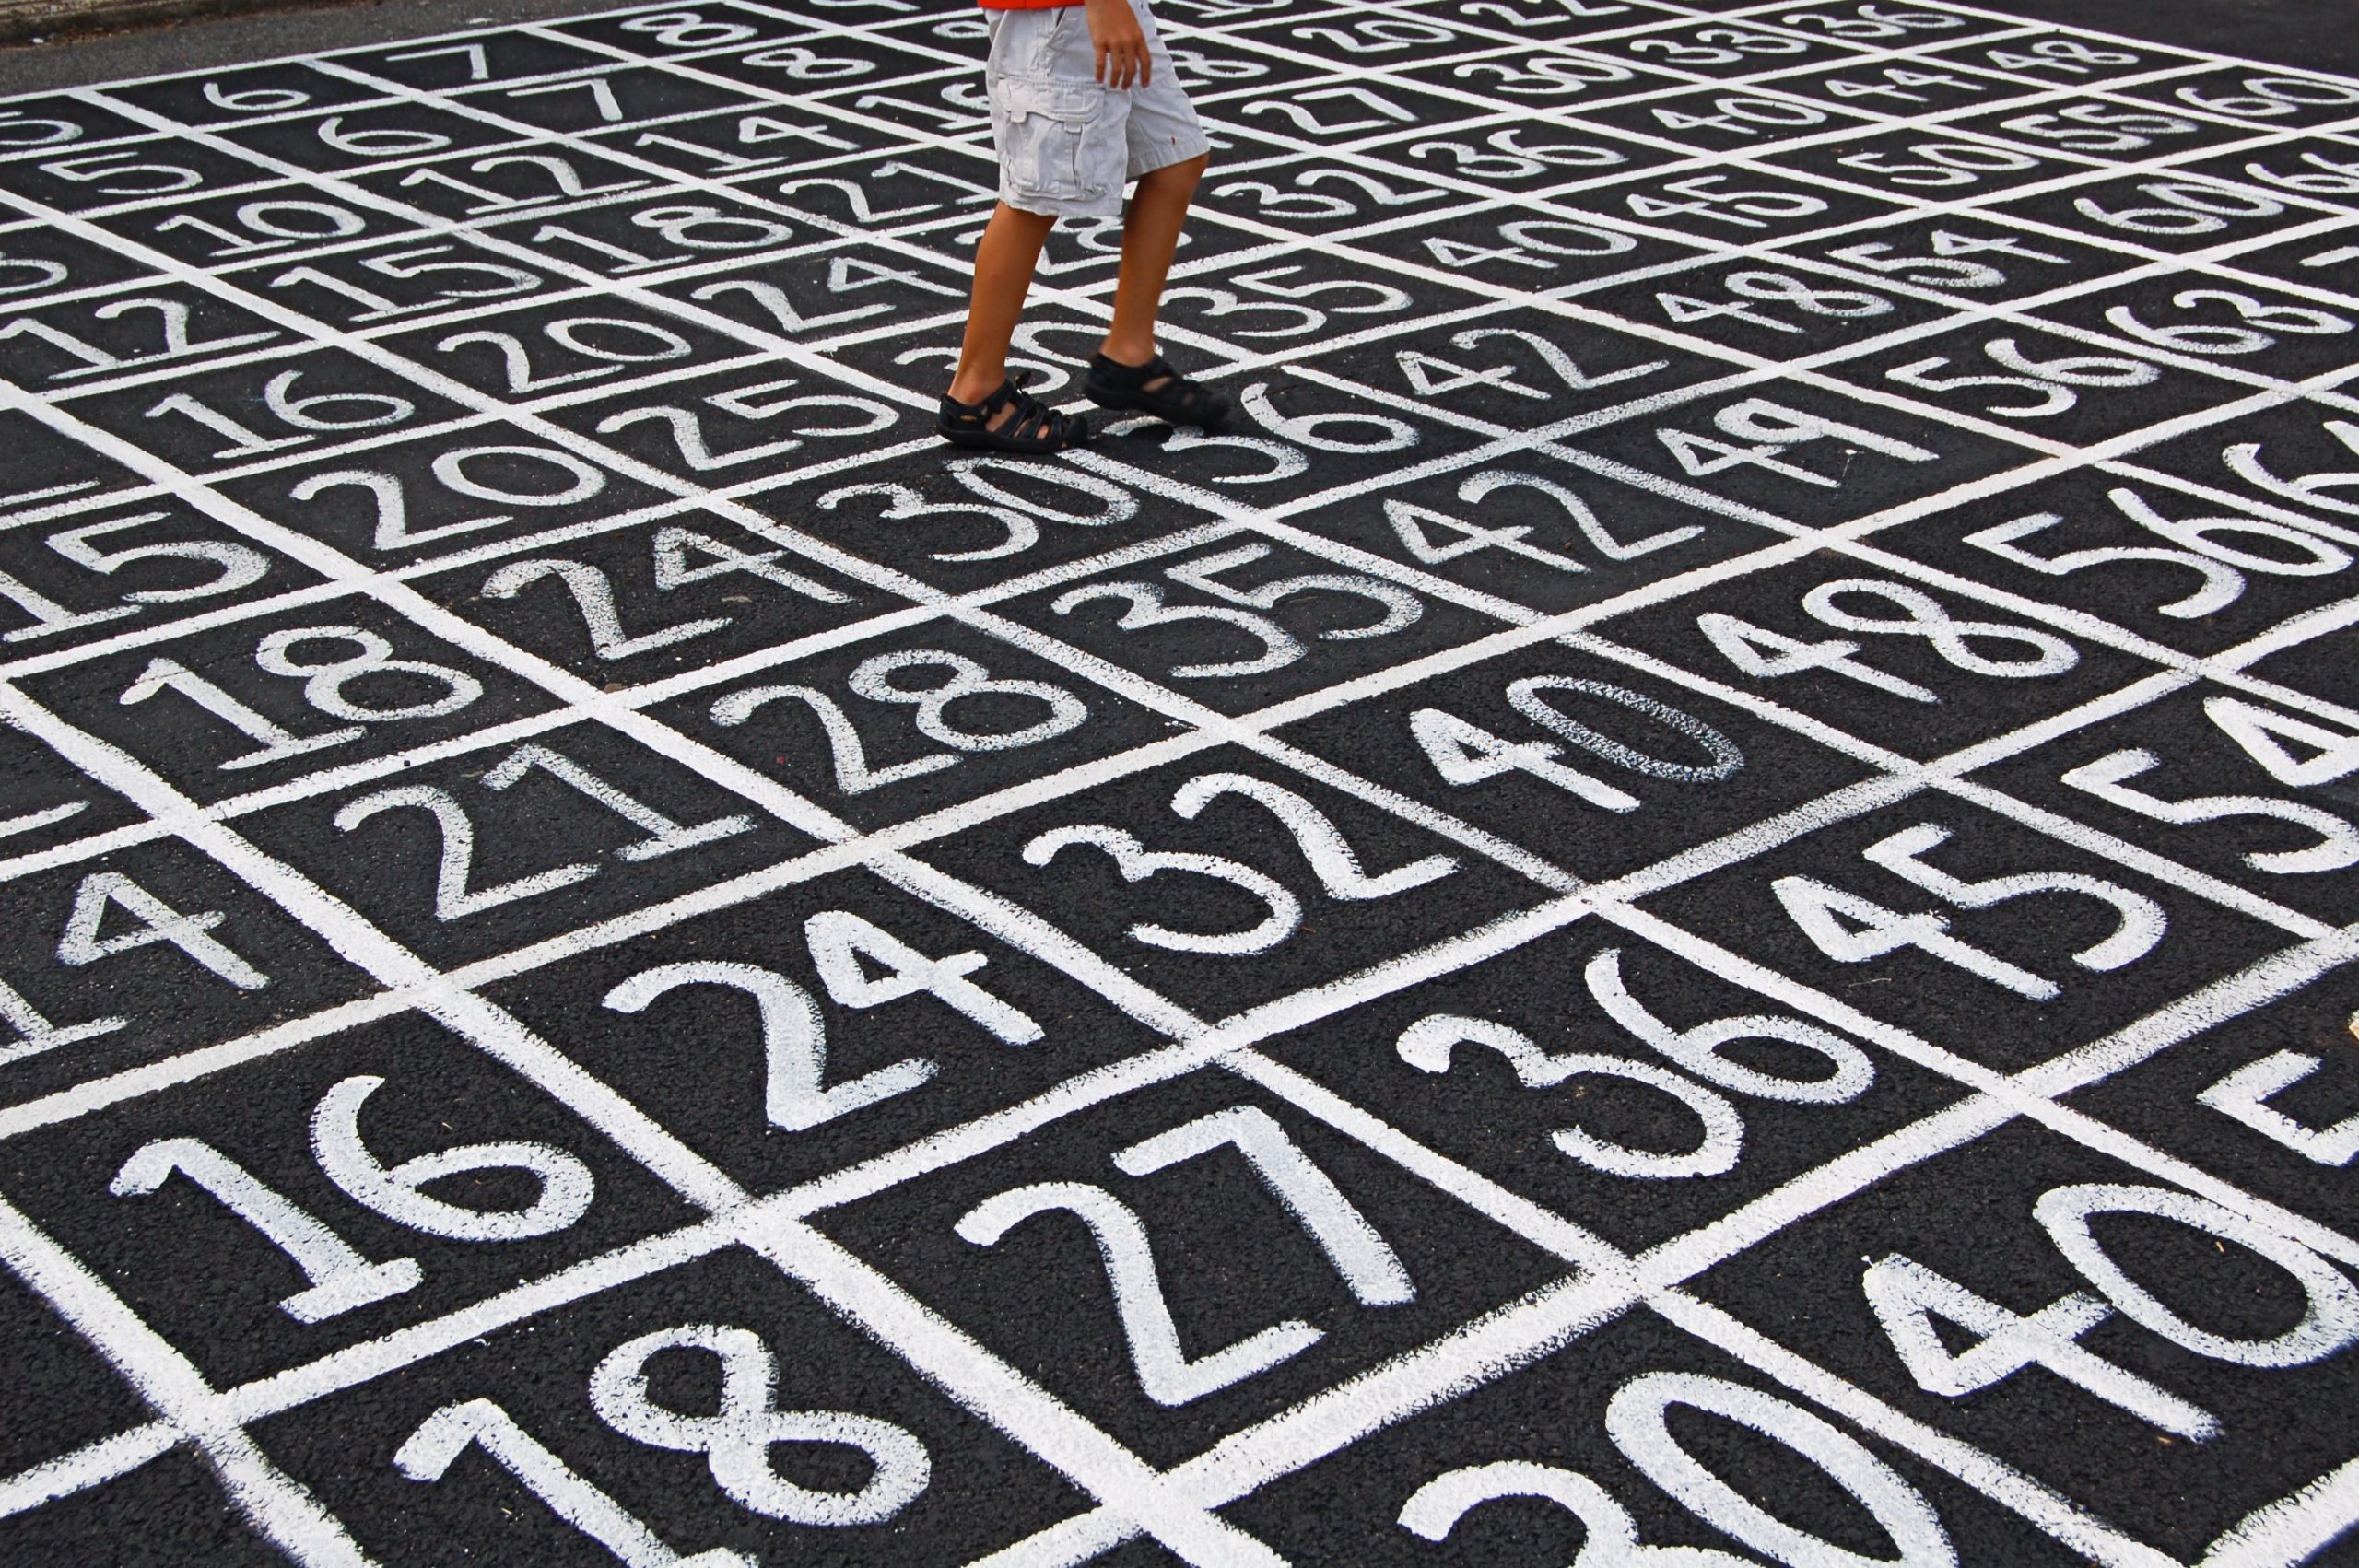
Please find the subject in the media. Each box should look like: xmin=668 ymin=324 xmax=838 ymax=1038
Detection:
xmin=986 ymin=3 xmax=1211 ymax=219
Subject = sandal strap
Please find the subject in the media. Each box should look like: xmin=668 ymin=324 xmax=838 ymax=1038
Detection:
xmin=1092 ymin=353 xmax=1176 ymax=391
xmin=1003 ymin=381 xmax=1059 ymax=443
xmin=1091 ymin=353 xmax=1225 ymax=424
xmin=1031 ymin=387 xmax=1089 ymax=446
xmin=1155 ymin=371 xmax=1221 ymax=423
xmin=942 ymin=376 xmax=1086 ymax=451
xmin=942 ymin=379 xmax=1022 ymax=427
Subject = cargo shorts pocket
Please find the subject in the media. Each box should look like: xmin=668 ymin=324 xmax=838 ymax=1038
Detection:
xmin=994 ymin=77 xmax=1102 ymax=202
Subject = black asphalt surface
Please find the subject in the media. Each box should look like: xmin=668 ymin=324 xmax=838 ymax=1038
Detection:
xmin=3 ymin=1 xmax=2359 ymax=1564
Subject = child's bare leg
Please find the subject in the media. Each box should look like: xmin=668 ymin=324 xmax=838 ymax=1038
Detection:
xmin=948 ymin=202 xmax=1058 ymax=420
xmin=1082 ymin=153 xmax=1227 ymax=427
xmin=1100 ymin=153 xmax=1208 ymax=372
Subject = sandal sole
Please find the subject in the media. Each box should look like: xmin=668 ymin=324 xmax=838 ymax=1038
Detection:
xmin=1083 ymin=385 xmax=1235 ymax=430
xmin=936 ymin=424 xmax=1092 ymax=454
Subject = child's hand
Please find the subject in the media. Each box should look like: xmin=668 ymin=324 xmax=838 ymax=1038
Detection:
xmin=1085 ymin=0 xmax=1150 ymax=89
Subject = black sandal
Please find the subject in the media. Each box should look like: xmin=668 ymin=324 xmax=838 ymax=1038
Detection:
xmin=1083 ymin=352 xmax=1235 ymax=431
xmin=937 ymin=375 xmax=1092 ymax=454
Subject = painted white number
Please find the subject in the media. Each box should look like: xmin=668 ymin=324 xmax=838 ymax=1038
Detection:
xmin=1400 ymin=948 xmax=1870 ymax=1180
xmin=601 ymin=912 xmax=1037 ymax=1130
xmin=1864 ymin=1254 xmax=2218 ymax=1437
xmin=1964 ymin=488 xmax=2347 ymax=618
xmin=111 ymin=1138 xmax=420 ymax=1322
xmin=1414 ymin=677 xmax=1743 ymax=813
xmin=1403 ymin=1371 xmax=1957 ymax=1566
xmin=589 ymin=1323 xmax=929 ymax=1524
xmin=2061 ymin=750 xmax=2359 ymax=873
xmin=957 ymin=1105 xmax=1409 ymax=1404
xmin=312 ymin=1074 xmax=594 ymax=1241
xmin=1778 ymin=821 xmax=2161 ymax=1000
xmin=396 ymin=1399 xmax=757 ymax=1567
xmin=713 ymin=650 xmax=1089 ymax=792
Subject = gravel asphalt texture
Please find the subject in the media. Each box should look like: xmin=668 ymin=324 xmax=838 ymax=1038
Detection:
xmin=3 ymin=1 xmax=2359 ymax=1564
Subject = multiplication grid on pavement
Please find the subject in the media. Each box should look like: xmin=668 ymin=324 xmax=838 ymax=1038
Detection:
xmin=2 ymin=0 xmax=2358 ymax=1562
